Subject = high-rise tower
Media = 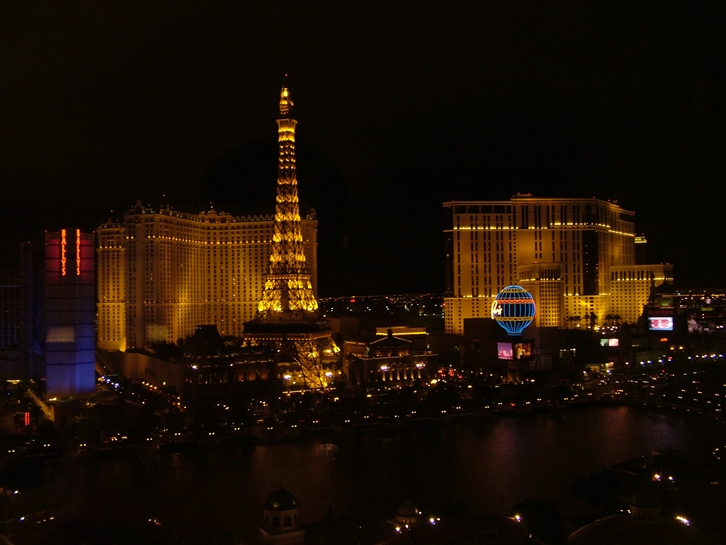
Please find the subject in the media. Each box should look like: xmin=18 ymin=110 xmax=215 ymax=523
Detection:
xmin=244 ymin=85 xmax=338 ymax=389
xmin=255 ymin=85 xmax=319 ymax=321
xmin=21 ymin=229 xmax=96 ymax=396
xmin=443 ymin=196 xmax=673 ymax=335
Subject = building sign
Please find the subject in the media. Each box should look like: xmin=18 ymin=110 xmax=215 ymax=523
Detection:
xmin=61 ymin=229 xmax=67 ymax=276
xmin=76 ymin=228 xmax=81 ymax=275
xmin=648 ymin=308 xmax=674 ymax=331
xmin=649 ymin=317 xmax=673 ymax=331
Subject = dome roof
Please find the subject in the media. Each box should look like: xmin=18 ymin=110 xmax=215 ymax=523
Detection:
xmin=264 ymin=488 xmax=299 ymax=511
xmin=397 ymin=501 xmax=419 ymax=518
xmin=568 ymin=514 xmax=719 ymax=545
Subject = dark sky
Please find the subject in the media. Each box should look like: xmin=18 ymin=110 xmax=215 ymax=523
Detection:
xmin=1 ymin=1 xmax=725 ymax=295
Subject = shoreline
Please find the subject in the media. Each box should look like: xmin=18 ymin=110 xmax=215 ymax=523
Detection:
xmin=1 ymin=397 xmax=724 ymax=462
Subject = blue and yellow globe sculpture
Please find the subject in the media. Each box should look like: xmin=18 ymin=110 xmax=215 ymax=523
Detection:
xmin=491 ymin=285 xmax=536 ymax=336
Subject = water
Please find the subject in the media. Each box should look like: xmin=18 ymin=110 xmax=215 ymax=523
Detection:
xmin=18 ymin=406 xmax=726 ymax=542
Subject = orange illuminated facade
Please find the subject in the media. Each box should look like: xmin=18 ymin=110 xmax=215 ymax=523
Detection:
xmin=96 ymin=204 xmax=318 ymax=350
xmin=444 ymin=195 xmax=673 ymax=334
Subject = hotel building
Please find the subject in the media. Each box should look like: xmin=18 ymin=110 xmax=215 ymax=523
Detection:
xmin=96 ymin=203 xmax=318 ymax=350
xmin=21 ymin=229 xmax=96 ymax=396
xmin=444 ymin=195 xmax=672 ymax=335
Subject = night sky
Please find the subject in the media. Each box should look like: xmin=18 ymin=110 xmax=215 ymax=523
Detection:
xmin=1 ymin=1 xmax=724 ymax=295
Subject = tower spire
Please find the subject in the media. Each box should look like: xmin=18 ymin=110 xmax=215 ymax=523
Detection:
xmin=255 ymin=85 xmax=319 ymax=320
xmin=279 ymin=84 xmax=294 ymax=117
xmin=244 ymin=85 xmax=339 ymax=390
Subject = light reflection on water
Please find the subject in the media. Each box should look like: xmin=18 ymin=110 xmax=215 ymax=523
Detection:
xmin=22 ymin=406 xmax=726 ymax=542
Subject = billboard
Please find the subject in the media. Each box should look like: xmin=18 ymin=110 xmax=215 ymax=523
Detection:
xmin=497 ymin=342 xmax=513 ymax=360
xmin=648 ymin=317 xmax=673 ymax=331
xmin=498 ymin=341 xmax=533 ymax=360
xmin=647 ymin=306 xmax=674 ymax=332
xmin=513 ymin=342 xmax=532 ymax=359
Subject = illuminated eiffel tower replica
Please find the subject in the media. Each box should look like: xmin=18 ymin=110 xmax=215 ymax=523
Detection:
xmin=244 ymin=85 xmax=338 ymax=389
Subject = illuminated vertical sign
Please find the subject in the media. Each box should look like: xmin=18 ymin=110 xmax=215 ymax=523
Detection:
xmin=76 ymin=228 xmax=81 ymax=275
xmin=61 ymin=229 xmax=67 ymax=276
xmin=24 ymin=412 xmax=30 ymax=426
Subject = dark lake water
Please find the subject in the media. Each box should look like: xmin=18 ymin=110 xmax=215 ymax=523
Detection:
xmin=18 ymin=406 xmax=726 ymax=543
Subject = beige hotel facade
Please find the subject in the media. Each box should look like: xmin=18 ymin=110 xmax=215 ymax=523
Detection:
xmin=97 ymin=202 xmax=318 ymax=350
xmin=444 ymin=195 xmax=672 ymax=335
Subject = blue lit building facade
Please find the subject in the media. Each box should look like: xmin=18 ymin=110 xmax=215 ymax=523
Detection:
xmin=22 ymin=229 xmax=96 ymax=396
